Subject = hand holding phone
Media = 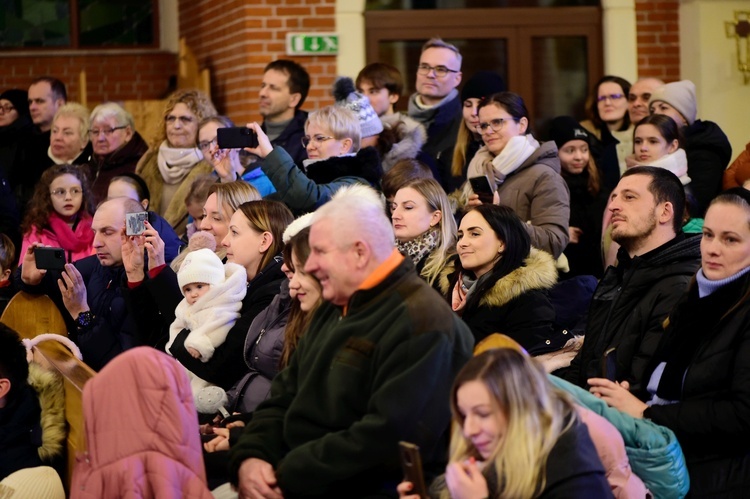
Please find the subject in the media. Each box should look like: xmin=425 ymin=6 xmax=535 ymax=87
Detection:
xmin=469 ymin=175 xmax=495 ymax=204
xmin=399 ymin=441 xmax=428 ymax=499
xmin=126 ymin=211 xmax=148 ymax=236
xmin=35 ymin=247 xmax=66 ymax=271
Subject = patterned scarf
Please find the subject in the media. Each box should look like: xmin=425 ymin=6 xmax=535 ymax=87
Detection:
xmin=396 ymin=228 xmax=439 ymax=267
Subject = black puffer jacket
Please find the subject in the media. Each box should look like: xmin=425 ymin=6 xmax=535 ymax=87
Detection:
xmin=684 ymin=119 xmax=732 ymax=216
xmin=565 ymin=234 xmax=701 ymax=395
xmin=644 ymin=272 xmax=750 ymax=497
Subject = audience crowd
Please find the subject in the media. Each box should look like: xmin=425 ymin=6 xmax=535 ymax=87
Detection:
xmin=1 ymin=36 xmax=749 ymax=499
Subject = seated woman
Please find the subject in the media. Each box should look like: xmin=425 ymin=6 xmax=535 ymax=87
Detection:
xmin=136 ymin=89 xmax=216 ymax=234
xmin=392 ymin=178 xmax=455 ymax=287
xmin=461 ymin=92 xmax=569 ymax=259
xmin=197 ymin=181 xmax=261 ymax=252
xmin=398 ymin=348 xmax=610 ymax=498
xmin=588 ymin=188 xmax=750 ymax=497
xmin=438 ymin=204 xmax=560 ymax=354
xmin=122 ymin=200 xmax=293 ymax=390
xmin=548 ymin=116 xmax=609 ymax=278
xmin=85 ymin=102 xmax=148 ymax=203
xmin=49 ymin=103 xmax=92 ymax=166
xmin=197 ymin=116 xmax=275 ymax=196
xmin=244 ymin=105 xmax=382 ymax=215
xmin=19 ymin=164 xmax=95 ymax=265
xmin=107 ymin=173 xmax=183 ymax=264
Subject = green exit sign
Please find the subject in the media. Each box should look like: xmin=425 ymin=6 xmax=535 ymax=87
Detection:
xmin=286 ymin=32 xmax=339 ymax=56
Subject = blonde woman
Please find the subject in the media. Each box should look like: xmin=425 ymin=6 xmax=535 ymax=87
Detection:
xmin=391 ymin=177 xmax=455 ymax=287
xmin=399 ymin=349 xmax=610 ymax=498
xmin=49 ymin=103 xmax=91 ymax=164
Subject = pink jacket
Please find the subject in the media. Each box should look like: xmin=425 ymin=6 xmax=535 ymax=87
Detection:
xmin=19 ymin=215 xmax=95 ymax=266
xmin=71 ymin=347 xmax=213 ymax=499
xmin=577 ymin=406 xmax=651 ymax=498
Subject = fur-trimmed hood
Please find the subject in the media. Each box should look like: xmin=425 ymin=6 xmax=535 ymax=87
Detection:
xmin=305 ymin=146 xmax=382 ymax=187
xmin=380 ymin=113 xmax=427 ymax=172
xmin=27 ymin=363 xmax=65 ymax=461
xmin=439 ymin=247 xmax=558 ymax=308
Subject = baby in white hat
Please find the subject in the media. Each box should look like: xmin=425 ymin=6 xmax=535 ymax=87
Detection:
xmin=165 ymin=248 xmax=247 ymax=395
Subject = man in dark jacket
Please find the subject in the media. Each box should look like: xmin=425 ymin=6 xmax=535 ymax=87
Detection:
xmin=15 ymin=197 xmax=144 ymax=371
xmin=564 ymin=166 xmax=701 ymax=397
xmin=258 ymin=60 xmax=310 ymax=169
xmin=229 ymin=185 xmax=474 ymax=498
xmin=407 ymin=38 xmax=463 ymax=190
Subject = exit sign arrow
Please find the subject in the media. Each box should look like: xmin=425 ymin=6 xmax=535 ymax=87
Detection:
xmin=286 ymin=33 xmax=339 ymax=56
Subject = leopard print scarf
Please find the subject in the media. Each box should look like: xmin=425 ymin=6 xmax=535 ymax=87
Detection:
xmin=396 ymin=228 xmax=439 ymax=267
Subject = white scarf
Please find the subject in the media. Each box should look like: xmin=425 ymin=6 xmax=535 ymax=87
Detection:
xmin=466 ymin=134 xmax=540 ymax=187
xmin=634 ymin=148 xmax=691 ymax=185
xmin=157 ymin=141 xmax=204 ymax=185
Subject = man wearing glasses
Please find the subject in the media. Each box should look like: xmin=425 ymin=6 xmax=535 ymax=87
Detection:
xmin=407 ymin=38 xmax=463 ymax=190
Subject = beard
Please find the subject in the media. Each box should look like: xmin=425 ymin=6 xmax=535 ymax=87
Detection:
xmin=611 ymin=211 xmax=658 ymax=252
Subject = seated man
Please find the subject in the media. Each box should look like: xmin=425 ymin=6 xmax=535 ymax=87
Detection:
xmin=564 ymin=167 xmax=701 ymax=397
xmin=0 ymin=324 xmax=64 ymax=480
xmin=15 ymin=197 xmax=144 ymax=370
xmin=228 ymin=185 xmax=474 ymax=497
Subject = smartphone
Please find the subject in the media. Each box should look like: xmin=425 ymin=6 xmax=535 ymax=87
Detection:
xmin=126 ymin=211 xmax=149 ymax=236
xmin=469 ymin=175 xmax=495 ymax=204
xmin=35 ymin=247 xmax=66 ymax=271
xmin=399 ymin=441 xmax=428 ymax=499
xmin=217 ymin=126 xmax=259 ymax=150
xmin=602 ymin=347 xmax=617 ymax=382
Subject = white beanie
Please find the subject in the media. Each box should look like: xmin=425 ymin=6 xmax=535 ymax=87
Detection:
xmin=177 ymin=248 xmax=225 ymax=291
xmin=0 ymin=466 xmax=65 ymax=499
xmin=649 ymin=80 xmax=697 ymax=126
xmin=332 ymin=76 xmax=383 ymax=138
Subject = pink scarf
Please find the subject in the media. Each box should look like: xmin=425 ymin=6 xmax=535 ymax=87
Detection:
xmin=48 ymin=211 xmax=94 ymax=253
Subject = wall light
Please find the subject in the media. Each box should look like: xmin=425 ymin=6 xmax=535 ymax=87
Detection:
xmin=726 ymin=11 xmax=750 ymax=84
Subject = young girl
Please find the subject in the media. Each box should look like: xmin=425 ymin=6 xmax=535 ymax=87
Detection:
xmin=19 ymin=164 xmax=95 ymax=265
xmin=166 ymin=247 xmax=247 ymax=398
xmin=399 ymin=348 xmax=610 ymax=498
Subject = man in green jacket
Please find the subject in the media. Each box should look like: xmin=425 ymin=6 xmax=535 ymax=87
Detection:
xmin=229 ymin=184 xmax=474 ymax=498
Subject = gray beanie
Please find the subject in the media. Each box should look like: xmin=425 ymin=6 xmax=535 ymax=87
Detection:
xmin=177 ymin=248 xmax=224 ymax=291
xmin=332 ymin=76 xmax=383 ymax=138
xmin=649 ymin=80 xmax=697 ymax=126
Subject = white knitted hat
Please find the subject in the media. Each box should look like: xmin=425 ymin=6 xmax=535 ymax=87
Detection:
xmin=649 ymin=80 xmax=697 ymax=126
xmin=0 ymin=466 xmax=65 ymax=499
xmin=332 ymin=76 xmax=384 ymax=138
xmin=177 ymin=248 xmax=224 ymax=291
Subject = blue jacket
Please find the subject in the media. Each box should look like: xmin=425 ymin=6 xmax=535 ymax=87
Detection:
xmin=549 ymin=375 xmax=690 ymax=498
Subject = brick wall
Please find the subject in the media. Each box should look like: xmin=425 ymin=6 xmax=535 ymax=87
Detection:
xmin=635 ymin=0 xmax=681 ymax=81
xmin=179 ymin=0 xmax=337 ymax=125
xmin=0 ymin=52 xmax=176 ymax=103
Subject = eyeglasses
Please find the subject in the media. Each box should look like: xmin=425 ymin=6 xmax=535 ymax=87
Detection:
xmin=50 ymin=188 xmax=83 ymax=198
xmin=301 ymin=135 xmax=334 ymax=148
xmin=476 ymin=118 xmax=516 ymax=134
xmin=0 ymin=104 xmax=15 ymax=114
xmin=89 ymin=126 xmax=127 ymax=137
xmin=596 ymin=93 xmax=625 ymax=103
xmin=198 ymin=137 xmax=218 ymax=151
xmin=165 ymin=115 xmax=195 ymax=125
xmin=417 ymin=63 xmax=459 ymax=78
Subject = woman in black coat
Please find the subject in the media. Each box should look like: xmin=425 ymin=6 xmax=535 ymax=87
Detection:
xmin=589 ymin=188 xmax=750 ymax=497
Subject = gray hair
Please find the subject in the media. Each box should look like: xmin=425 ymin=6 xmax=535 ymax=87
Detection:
xmin=90 ymin=102 xmax=135 ymax=129
xmin=421 ymin=37 xmax=462 ymax=67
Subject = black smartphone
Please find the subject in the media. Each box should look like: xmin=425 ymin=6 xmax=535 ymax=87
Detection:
xmin=602 ymin=347 xmax=617 ymax=382
xmin=469 ymin=175 xmax=495 ymax=204
xmin=35 ymin=247 xmax=66 ymax=271
xmin=399 ymin=441 xmax=428 ymax=499
xmin=217 ymin=126 xmax=259 ymax=149
xmin=125 ymin=211 xmax=148 ymax=236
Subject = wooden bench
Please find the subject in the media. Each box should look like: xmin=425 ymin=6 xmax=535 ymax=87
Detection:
xmin=0 ymin=291 xmax=96 ymax=493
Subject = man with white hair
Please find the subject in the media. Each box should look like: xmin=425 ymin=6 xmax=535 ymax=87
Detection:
xmin=229 ymin=185 xmax=474 ymax=498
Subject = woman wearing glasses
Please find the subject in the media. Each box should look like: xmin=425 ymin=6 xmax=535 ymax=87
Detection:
xmin=581 ymin=75 xmax=632 ymax=184
xmin=196 ymin=116 xmax=275 ymax=197
xmin=242 ymin=104 xmax=382 ymax=215
xmin=84 ymin=102 xmax=148 ymax=204
xmin=136 ymin=89 xmax=216 ymax=235
xmin=462 ymin=92 xmax=570 ymax=259
xmin=19 ymin=164 xmax=95 ymax=265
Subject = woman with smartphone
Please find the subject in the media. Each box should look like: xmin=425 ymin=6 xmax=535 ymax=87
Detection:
xmin=461 ymin=92 xmax=570 ymax=259
xmin=19 ymin=164 xmax=95 ymax=265
xmin=398 ymin=348 xmax=610 ymax=498
xmin=588 ymin=188 xmax=750 ymax=497
xmin=438 ymin=204 xmax=562 ymax=355
xmin=391 ymin=178 xmax=456 ymax=287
